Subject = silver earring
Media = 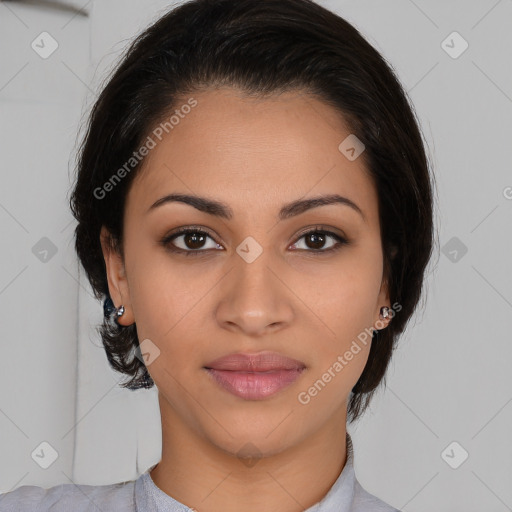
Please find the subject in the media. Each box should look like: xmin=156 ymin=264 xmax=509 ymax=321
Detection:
xmin=116 ymin=305 xmax=125 ymax=317
xmin=379 ymin=306 xmax=390 ymax=319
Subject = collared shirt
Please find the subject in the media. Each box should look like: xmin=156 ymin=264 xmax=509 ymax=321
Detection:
xmin=0 ymin=433 xmax=401 ymax=511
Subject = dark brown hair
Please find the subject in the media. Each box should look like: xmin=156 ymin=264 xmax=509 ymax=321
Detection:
xmin=70 ymin=0 xmax=437 ymax=423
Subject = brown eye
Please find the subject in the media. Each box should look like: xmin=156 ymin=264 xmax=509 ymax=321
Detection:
xmin=180 ymin=231 xmax=208 ymax=250
xmin=305 ymin=232 xmax=327 ymax=250
xmin=161 ymin=227 xmax=223 ymax=256
xmin=290 ymin=229 xmax=348 ymax=253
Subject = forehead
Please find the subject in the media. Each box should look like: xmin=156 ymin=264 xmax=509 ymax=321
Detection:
xmin=126 ymin=87 xmax=378 ymax=225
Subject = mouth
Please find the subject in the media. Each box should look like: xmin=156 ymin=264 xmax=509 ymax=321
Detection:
xmin=204 ymin=351 xmax=306 ymax=372
xmin=203 ymin=351 xmax=306 ymax=400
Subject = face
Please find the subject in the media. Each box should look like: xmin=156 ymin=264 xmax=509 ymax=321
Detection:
xmin=101 ymin=87 xmax=390 ymax=458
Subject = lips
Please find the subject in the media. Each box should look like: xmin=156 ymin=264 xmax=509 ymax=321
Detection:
xmin=204 ymin=351 xmax=306 ymax=372
xmin=203 ymin=351 xmax=306 ymax=400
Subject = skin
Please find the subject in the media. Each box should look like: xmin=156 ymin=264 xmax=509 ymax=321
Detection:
xmin=101 ymin=87 xmax=391 ymax=512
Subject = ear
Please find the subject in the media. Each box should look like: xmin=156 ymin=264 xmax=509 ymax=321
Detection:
xmin=374 ymin=274 xmax=392 ymax=331
xmin=100 ymin=226 xmax=135 ymax=326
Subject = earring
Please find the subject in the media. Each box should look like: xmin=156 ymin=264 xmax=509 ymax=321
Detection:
xmin=379 ymin=306 xmax=390 ymax=319
xmin=116 ymin=305 xmax=125 ymax=317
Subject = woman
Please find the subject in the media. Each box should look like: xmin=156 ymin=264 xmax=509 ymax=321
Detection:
xmin=0 ymin=0 xmax=435 ymax=510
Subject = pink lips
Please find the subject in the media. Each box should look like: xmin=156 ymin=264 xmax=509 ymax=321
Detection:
xmin=204 ymin=351 xmax=306 ymax=400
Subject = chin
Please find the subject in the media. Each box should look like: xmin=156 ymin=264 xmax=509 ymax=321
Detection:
xmin=213 ymin=433 xmax=294 ymax=462
xmin=199 ymin=414 xmax=307 ymax=460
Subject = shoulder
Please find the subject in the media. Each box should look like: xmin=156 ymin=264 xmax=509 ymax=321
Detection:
xmin=352 ymin=478 xmax=402 ymax=511
xmin=0 ymin=478 xmax=137 ymax=512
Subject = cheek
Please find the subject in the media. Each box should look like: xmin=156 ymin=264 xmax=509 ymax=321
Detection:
xmin=293 ymin=250 xmax=382 ymax=335
xmin=124 ymin=242 xmax=213 ymax=363
xmin=290 ymin=247 xmax=381 ymax=384
xmin=295 ymin=272 xmax=375 ymax=408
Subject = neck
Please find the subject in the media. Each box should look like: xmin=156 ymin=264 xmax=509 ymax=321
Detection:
xmin=149 ymin=393 xmax=349 ymax=512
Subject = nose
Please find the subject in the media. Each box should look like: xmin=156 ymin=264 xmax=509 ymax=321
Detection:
xmin=215 ymin=254 xmax=295 ymax=337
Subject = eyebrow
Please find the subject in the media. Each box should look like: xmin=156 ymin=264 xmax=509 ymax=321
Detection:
xmin=147 ymin=193 xmax=366 ymax=222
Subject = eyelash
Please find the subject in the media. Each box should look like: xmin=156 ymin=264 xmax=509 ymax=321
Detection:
xmin=160 ymin=225 xmax=349 ymax=257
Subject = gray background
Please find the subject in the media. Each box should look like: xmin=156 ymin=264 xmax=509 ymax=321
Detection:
xmin=0 ymin=1 xmax=511 ymax=511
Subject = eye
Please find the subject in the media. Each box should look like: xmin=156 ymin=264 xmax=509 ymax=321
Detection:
xmin=161 ymin=226 xmax=222 ymax=256
xmin=290 ymin=227 xmax=348 ymax=253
